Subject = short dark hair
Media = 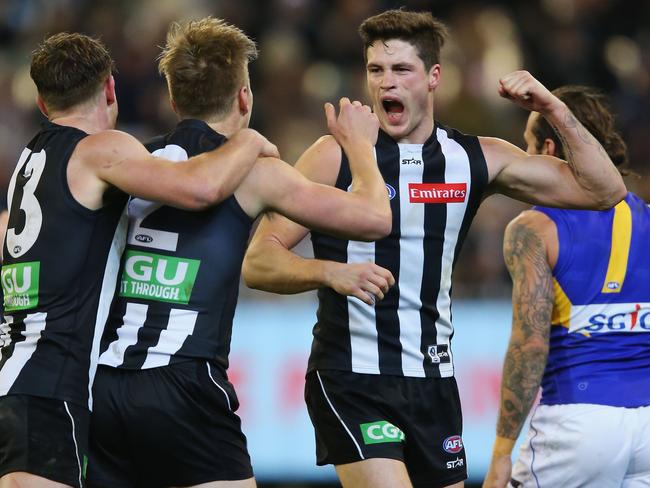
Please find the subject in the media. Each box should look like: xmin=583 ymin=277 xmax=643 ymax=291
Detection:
xmin=158 ymin=17 xmax=258 ymax=120
xmin=532 ymin=86 xmax=628 ymax=168
xmin=30 ymin=32 xmax=115 ymax=112
xmin=359 ymin=9 xmax=448 ymax=69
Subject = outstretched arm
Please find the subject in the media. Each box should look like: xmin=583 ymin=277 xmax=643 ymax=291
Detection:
xmin=483 ymin=211 xmax=554 ymax=488
xmin=484 ymin=71 xmax=625 ymax=209
xmin=77 ymin=128 xmax=278 ymax=210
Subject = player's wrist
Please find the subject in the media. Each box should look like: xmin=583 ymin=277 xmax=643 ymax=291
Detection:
xmin=492 ymin=436 xmax=516 ymax=456
xmin=539 ymin=99 xmax=568 ymax=123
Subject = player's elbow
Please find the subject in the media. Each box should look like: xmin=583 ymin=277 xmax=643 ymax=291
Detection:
xmin=186 ymin=180 xmax=228 ymax=210
xmin=364 ymin=210 xmax=393 ymax=241
xmin=599 ymin=183 xmax=627 ymax=210
xmin=241 ymin=251 xmax=265 ymax=290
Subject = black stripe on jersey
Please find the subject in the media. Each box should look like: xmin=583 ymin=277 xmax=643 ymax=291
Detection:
xmin=0 ymin=313 xmax=27 ymax=371
xmin=450 ymin=133 xmax=488 ymax=269
xmin=419 ymin=128 xmax=448 ymax=377
xmin=310 ymin=153 xmax=353 ymax=370
xmin=375 ymin=133 xmax=403 ymax=375
xmin=119 ymin=306 xmax=167 ymax=369
xmin=447 ymin=131 xmax=488 ymax=352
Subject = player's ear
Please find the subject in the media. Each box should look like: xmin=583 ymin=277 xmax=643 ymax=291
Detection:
xmin=541 ymin=138 xmax=557 ymax=157
xmin=36 ymin=96 xmax=49 ymax=118
xmin=104 ymin=75 xmax=116 ymax=107
xmin=428 ymin=64 xmax=441 ymax=91
xmin=237 ymin=85 xmax=251 ymax=116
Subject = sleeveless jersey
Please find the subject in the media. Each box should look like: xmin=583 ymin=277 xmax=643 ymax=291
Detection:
xmin=308 ymin=124 xmax=488 ymax=377
xmin=0 ymin=122 xmax=128 ymax=409
xmin=98 ymin=119 xmax=253 ymax=375
xmin=535 ymin=192 xmax=650 ymax=408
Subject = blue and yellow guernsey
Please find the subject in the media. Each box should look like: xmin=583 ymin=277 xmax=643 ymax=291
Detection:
xmin=534 ymin=192 xmax=650 ymax=408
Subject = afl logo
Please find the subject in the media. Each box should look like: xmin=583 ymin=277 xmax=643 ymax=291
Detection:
xmin=134 ymin=234 xmax=153 ymax=243
xmin=606 ymin=281 xmax=620 ymax=290
xmin=386 ymin=183 xmax=397 ymax=200
xmin=443 ymin=435 xmax=463 ymax=453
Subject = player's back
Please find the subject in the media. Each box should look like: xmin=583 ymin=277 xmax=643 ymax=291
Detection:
xmin=98 ymin=119 xmax=252 ymax=375
xmin=0 ymin=121 xmax=128 ymax=409
xmin=535 ymin=192 xmax=650 ymax=407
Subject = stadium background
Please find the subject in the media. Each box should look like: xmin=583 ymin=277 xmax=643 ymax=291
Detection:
xmin=0 ymin=0 xmax=648 ymax=486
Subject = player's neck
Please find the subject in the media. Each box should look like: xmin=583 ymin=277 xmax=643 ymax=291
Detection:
xmin=49 ymin=105 xmax=112 ymax=134
xmin=203 ymin=111 xmax=246 ymax=139
xmin=389 ymin=116 xmax=435 ymax=144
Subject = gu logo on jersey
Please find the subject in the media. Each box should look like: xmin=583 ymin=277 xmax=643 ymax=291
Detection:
xmin=119 ymin=250 xmax=200 ymax=304
xmin=569 ymin=302 xmax=650 ymax=334
xmin=408 ymin=183 xmax=467 ymax=203
xmin=360 ymin=421 xmax=405 ymax=445
xmin=443 ymin=435 xmax=464 ymax=453
xmin=401 ymin=157 xmax=422 ymax=165
xmin=427 ymin=344 xmax=450 ymax=364
xmin=446 ymin=457 xmax=464 ymax=469
xmin=2 ymin=261 xmax=40 ymax=312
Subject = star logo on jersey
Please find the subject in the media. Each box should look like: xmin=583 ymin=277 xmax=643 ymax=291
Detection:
xmin=408 ymin=183 xmax=467 ymax=203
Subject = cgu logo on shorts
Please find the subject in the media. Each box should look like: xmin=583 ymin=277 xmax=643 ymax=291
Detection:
xmin=360 ymin=421 xmax=405 ymax=445
xmin=408 ymin=183 xmax=467 ymax=203
xmin=443 ymin=435 xmax=464 ymax=453
xmin=119 ymin=250 xmax=200 ymax=305
xmin=1 ymin=261 xmax=40 ymax=312
xmin=569 ymin=302 xmax=650 ymax=334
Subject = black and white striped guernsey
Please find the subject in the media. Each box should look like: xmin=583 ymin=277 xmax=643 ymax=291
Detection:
xmin=98 ymin=119 xmax=253 ymax=376
xmin=308 ymin=124 xmax=488 ymax=378
xmin=0 ymin=122 xmax=128 ymax=409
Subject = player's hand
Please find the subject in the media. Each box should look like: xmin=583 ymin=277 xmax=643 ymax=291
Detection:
xmin=498 ymin=70 xmax=562 ymax=115
xmin=323 ymin=261 xmax=395 ymax=306
xmin=234 ymin=129 xmax=280 ymax=159
xmin=325 ymin=97 xmax=380 ymax=149
xmin=482 ymin=454 xmax=512 ymax=488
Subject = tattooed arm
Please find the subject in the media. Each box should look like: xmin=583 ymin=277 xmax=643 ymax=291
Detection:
xmin=483 ymin=210 xmax=556 ymax=488
xmin=481 ymin=71 xmax=626 ymax=209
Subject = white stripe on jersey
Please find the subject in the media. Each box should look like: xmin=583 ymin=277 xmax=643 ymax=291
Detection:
xmin=397 ymin=143 xmax=426 ymax=377
xmin=435 ymin=127 xmax=472 ymax=376
xmin=98 ymin=302 xmax=148 ymax=367
xmin=140 ymin=308 xmax=199 ymax=369
xmin=347 ymin=148 xmax=380 ymax=375
xmin=346 ymin=241 xmax=379 ymax=374
xmin=88 ymin=209 xmax=127 ymax=410
xmin=0 ymin=312 xmax=47 ymax=395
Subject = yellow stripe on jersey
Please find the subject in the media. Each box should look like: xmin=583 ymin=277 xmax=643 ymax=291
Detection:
xmin=601 ymin=200 xmax=633 ymax=294
xmin=551 ymin=278 xmax=571 ymax=328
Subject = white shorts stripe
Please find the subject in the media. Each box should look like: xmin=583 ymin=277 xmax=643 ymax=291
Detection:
xmin=316 ymin=370 xmax=364 ymax=460
xmin=206 ymin=361 xmax=232 ymax=411
xmin=63 ymin=401 xmax=83 ymax=488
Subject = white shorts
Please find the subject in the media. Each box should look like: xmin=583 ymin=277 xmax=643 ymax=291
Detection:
xmin=510 ymin=403 xmax=650 ymax=488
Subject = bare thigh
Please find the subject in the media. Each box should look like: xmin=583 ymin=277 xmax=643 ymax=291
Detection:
xmin=0 ymin=472 xmax=73 ymax=488
xmin=171 ymin=477 xmax=256 ymax=488
xmin=336 ymin=458 xmax=412 ymax=488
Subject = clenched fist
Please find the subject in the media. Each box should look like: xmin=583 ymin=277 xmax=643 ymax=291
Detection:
xmin=498 ymin=70 xmax=563 ymax=115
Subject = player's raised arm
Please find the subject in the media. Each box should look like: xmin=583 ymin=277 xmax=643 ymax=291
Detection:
xmin=79 ymin=127 xmax=278 ymax=210
xmin=483 ymin=71 xmax=626 ymax=209
xmin=483 ymin=211 xmax=554 ymax=488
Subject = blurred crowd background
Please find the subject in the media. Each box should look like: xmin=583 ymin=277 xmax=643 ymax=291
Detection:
xmin=0 ymin=0 xmax=648 ymax=299
xmin=0 ymin=0 xmax=648 ymax=485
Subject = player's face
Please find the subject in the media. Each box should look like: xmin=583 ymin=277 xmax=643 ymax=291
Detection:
xmin=366 ymin=39 xmax=439 ymax=142
xmin=524 ymin=112 xmax=541 ymax=155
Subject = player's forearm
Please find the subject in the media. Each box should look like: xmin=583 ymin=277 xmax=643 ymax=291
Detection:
xmin=242 ymin=239 xmax=330 ymax=294
xmin=495 ymin=337 xmax=549 ymax=447
xmin=344 ymin=141 xmax=392 ymax=237
xmin=542 ymin=102 xmax=625 ymax=209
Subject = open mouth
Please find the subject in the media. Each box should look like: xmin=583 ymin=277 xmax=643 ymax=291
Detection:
xmin=381 ymin=98 xmax=404 ymax=123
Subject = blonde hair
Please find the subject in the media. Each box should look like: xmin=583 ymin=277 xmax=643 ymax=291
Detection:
xmin=158 ymin=17 xmax=258 ymax=120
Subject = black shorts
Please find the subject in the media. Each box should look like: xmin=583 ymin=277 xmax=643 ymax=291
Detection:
xmin=305 ymin=370 xmax=467 ymax=488
xmin=88 ymin=360 xmax=253 ymax=488
xmin=0 ymin=395 xmax=89 ymax=487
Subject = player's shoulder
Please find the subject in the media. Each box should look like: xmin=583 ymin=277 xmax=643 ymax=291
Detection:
xmin=505 ymin=209 xmax=556 ymax=250
xmin=306 ymin=135 xmax=343 ymax=160
xmin=76 ymin=129 xmax=148 ymax=166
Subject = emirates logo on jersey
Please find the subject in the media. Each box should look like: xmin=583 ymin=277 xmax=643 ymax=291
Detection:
xmin=408 ymin=183 xmax=467 ymax=203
